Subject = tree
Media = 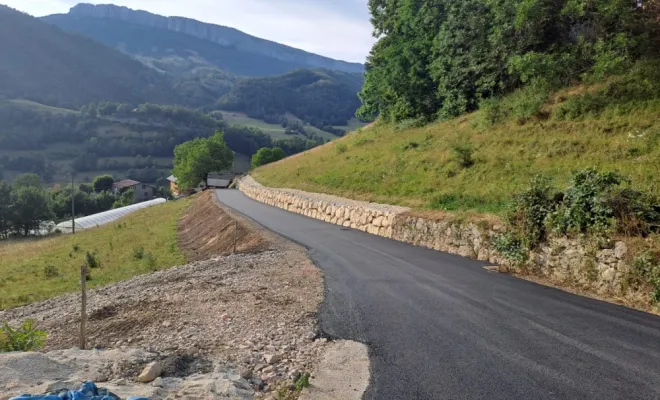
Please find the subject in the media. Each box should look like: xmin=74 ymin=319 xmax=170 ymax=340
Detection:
xmin=172 ymin=130 xmax=234 ymax=190
xmin=0 ymin=181 xmax=11 ymax=239
xmin=113 ymin=189 xmax=135 ymax=209
xmin=92 ymin=174 xmax=115 ymax=192
xmin=10 ymin=186 xmax=52 ymax=236
xmin=13 ymin=173 xmax=41 ymax=189
xmin=78 ymin=183 xmax=93 ymax=194
xmin=251 ymin=147 xmax=286 ymax=168
xmin=96 ymin=191 xmax=117 ymax=212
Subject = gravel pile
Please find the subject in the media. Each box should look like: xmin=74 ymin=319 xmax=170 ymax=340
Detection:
xmin=0 ymin=199 xmax=327 ymax=399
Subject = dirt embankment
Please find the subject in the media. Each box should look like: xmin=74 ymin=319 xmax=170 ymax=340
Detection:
xmin=0 ymin=190 xmax=329 ymax=399
xmin=178 ymin=190 xmax=269 ymax=261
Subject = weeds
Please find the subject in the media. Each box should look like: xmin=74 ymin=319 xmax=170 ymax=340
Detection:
xmin=43 ymin=265 xmax=59 ymax=278
xmin=132 ymin=246 xmax=145 ymax=260
xmin=492 ymin=233 xmax=528 ymax=264
xmin=0 ymin=319 xmax=47 ymax=352
xmin=335 ymin=143 xmax=348 ymax=154
xmin=451 ymin=141 xmax=475 ymax=169
xmin=626 ymin=252 xmax=660 ymax=301
xmin=85 ymin=251 xmax=101 ymax=269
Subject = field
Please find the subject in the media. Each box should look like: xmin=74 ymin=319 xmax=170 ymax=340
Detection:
xmin=253 ymin=78 xmax=660 ymax=215
xmin=218 ymin=110 xmax=364 ymax=141
xmin=0 ymin=198 xmax=190 ymax=309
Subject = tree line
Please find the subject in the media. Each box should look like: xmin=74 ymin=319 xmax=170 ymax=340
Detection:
xmin=0 ymin=173 xmax=170 ymax=240
xmin=1 ymin=101 xmax=325 ymax=183
xmin=358 ymin=0 xmax=660 ymax=122
xmin=218 ymin=69 xmax=363 ymax=130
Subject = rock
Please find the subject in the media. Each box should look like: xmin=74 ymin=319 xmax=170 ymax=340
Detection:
xmin=264 ymin=354 xmax=280 ymax=364
xmin=372 ymin=216 xmax=384 ymax=227
xmin=262 ymin=365 xmax=275 ymax=374
xmin=239 ymin=368 xmax=252 ymax=379
xmin=137 ymin=361 xmax=162 ymax=383
xmin=602 ymin=268 xmax=616 ymax=282
xmin=46 ymin=380 xmax=77 ymax=393
xmin=614 ymin=241 xmax=628 ymax=259
xmin=113 ymin=378 xmax=128 ymax=386
xmin=152 ymin=377 xmax=164 ymax=387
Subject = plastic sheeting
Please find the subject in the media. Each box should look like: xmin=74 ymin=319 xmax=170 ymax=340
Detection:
xmin=10 ymin=381 xmax=147 ymax=400
xmin=56 ymin=198 xmax=167 ymax=233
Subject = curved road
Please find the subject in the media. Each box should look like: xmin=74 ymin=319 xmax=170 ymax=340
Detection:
xmin=216 ymin=190 xmax=660 ymax=400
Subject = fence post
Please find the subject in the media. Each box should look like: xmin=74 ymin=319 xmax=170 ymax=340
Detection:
xmin=233 ymin=220 xmax=238 ymax=254
xmin=80 ymin=264 xmax=87 ymax=350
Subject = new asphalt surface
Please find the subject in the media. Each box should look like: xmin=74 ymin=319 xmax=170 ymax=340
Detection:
xmin=216 ymin=190 xmax=660 ymax=400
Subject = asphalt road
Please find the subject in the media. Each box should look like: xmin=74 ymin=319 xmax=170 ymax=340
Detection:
xmin=216 ymin=190 xmax=660 ymax=400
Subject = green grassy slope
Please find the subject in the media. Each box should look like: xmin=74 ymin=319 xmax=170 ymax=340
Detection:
xmin=253 ymin=72 xmax=660 ymax=214
xmin=0 ymin=198 xmax=189 ymax=309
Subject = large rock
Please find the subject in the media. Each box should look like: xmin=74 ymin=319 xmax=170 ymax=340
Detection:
xmin=137 ymin=361 xmax=162 ymax=383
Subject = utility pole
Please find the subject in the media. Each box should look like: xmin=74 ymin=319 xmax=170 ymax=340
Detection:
xmin=71 ymin=173 xmax=76 ymax=235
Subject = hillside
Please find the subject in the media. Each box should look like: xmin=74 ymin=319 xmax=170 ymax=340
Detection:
xmin=218 ymin=69 xmax=364 ymax=130
xmin=43 ymin=3 xmax=364 ymax=75
xmin=0 ymin=100 xmax=323 ymax=184
xmin=0 ymin=5 xmax=175 ymax=109
xmin=253 ymin=64 xmax=660 ymax=214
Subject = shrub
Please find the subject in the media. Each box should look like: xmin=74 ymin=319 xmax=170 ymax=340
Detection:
xmin=132 ymin=246 xmax=145 ymax=260
xmin=547 ymin=169 xmax=624 ymax=235
xmin=508 ymin=175 xmax=557 ymax=249
xmin=0 ymin=320 xmax=47 ymax=352
xmin=143 ymin=252 xmax=157 ymax=271
xmin=505 ymin=83 xmax=550 ymax=123
xmin=626 ymin=252 xmax=660 ymax=302
xmin=295 ymin=372 xmax=311 ymax=391
xmin=85 ymin=251 xmax=101 ymax=269
xmin=335 ymin=143 xmax=348 ymax=154
xmin=72 ymin=244 xmax=81 ymax=252
xmin=492 ymin=233 xmax=528 ymax=265
xmin=451 ymin=142 xmax=475 ymax=169
xmin=478 ymin=98 xmax=505 ymax=126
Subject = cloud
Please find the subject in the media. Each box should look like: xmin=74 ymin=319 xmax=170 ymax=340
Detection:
xmin=3 ymin=0 xmax=375 ymax=62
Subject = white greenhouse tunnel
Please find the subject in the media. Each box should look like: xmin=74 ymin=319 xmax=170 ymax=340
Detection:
xmin=56 ymin=198 xmax=167 ymax=233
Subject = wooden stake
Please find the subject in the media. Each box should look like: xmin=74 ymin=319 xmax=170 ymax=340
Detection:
xmin=233 ymin=220 xmax=238 ymax=254
xmin=80 ymin=264 xmax=87 ymax=350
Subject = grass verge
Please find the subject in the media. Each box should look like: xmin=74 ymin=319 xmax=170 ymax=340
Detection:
xmin=0 ymin=198 xmax=190 ymax=309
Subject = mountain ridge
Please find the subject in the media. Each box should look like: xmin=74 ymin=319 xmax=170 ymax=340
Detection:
xmin=46 ymin=3 xmax=364 ymax=74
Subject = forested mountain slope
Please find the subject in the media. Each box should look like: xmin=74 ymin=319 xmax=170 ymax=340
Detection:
xmin=218 ymin=69 xmax=364 ymax=128
xmin=43 ymin=3 xmax=364 ymax=76
xmin=0 ymin=5 xmax=175 ymax=109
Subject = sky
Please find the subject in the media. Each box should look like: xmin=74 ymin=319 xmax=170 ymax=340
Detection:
xmin=3 ymin=0 xmax=375 ymax=63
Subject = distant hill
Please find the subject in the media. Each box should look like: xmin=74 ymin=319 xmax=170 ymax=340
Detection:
xmin=218 ymin=69 xmax=364 ymax=128
xmin=0 ymin=5 xmax=175 ymax=109
xmin=42 ymin=3 xmax=365 ymax=77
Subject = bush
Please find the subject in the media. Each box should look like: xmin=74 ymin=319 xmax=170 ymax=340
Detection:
xmin=492 ymin=233 xmax=527 ymax=265
xmin=626 ymin=252 xmax=660 ymax=302
xmin=507 ymin=175 xmax=557 ymax=249
xmin=132 ymin=246 xmax=145 ymax=260
xmin=85 ymin=251 xmax=101 ymax=269
xmin=451 ymin=142 xmax=475 ymax=169
xmin=335 ymin=143 xmax=348 ymax=154
xmin=547 ymin=169 xmax=625 ymax=235
xmin=143 ymin=252 xmax=157 ymax=270
xmin=478 ymin=98 xmax=505 ymax=126
xmin=0 ymin=319 xmax=47 ymax=352
xmin=505 ymin=83 xmax=550 ymax=123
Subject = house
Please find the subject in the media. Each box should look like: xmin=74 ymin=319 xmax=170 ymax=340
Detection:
xmin=167 ymin=175 xmax=180 ymax=196
xmin=206 ymin=173 xmax=234 ymax=189
xmin=112 ymin=179 xmax=155 ymax=203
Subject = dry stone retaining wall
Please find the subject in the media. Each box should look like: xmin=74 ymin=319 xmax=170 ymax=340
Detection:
xmin=239 ymin=176 xmax=632 ymax=296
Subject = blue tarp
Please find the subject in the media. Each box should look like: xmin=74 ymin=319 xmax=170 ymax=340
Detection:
xmin=10 ymin=382 xmax=148 ymax=400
